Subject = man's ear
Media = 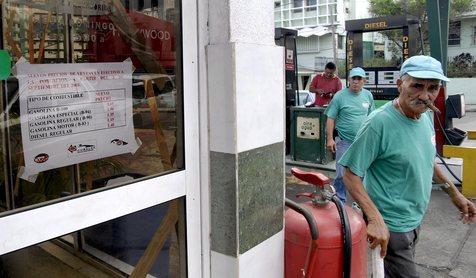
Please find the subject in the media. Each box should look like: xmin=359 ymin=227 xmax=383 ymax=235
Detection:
xmin=396 ymin=78 xmax=403 ymax=93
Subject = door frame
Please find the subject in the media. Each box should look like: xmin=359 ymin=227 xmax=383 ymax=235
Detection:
xmin=0 ymin=0 xmax=202 ymax=276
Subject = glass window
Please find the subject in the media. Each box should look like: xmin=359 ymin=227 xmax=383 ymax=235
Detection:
xmin=1 ymin=0 xmax=183 ymax=211
xmin=318 ymin=6 xmax=327 ymax=16
xmin=0 ymin=198 xmax=186 ymax=277
xmin=318 ymin=16 xmax=327 ymax=24
xmin=304 ymin=18 xmax=317 ymax=26
xmin=338 ymin=35 xmax=344 ymax=49
xmin=294 ymin=0 xmax=303 ymax=8
xmin=306 ymin=0 xmax=317 ymax=11
xmin=329 ymin=4 xmax=337 ymax=15
xmin=473 ymin=26 xmax=476 ymax=44
xmin=293 ymin=0 xmax=303 ymax=13
xmin=449 ymin=21 xmax=461 ymax=46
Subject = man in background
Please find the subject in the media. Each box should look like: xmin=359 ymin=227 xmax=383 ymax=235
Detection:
xmin=325 ymin=67 xmax=374 ymax=202
xmin=309 ymin=62 xmax=342 ymax=106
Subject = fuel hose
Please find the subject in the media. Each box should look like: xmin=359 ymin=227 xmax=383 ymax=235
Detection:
xmin=285 ymin=198 xmax=319 ymax=240
xmin=331 ymin=195 xmax=352 ymax=278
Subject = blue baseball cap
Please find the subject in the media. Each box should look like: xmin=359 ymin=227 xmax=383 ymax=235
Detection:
xmin=349 ymin=67 xmax=366 ymax=78
xmin=400 ymin=55 xmax=450 ymax=82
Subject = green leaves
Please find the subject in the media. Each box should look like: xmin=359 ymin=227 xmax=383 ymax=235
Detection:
xmin=368 ymin=0 xmax=401 ymax=17
xmin=451 ymin=0 xmax=475 ymax=17
xmin=369 ymin=0 xmax=473 ymax=19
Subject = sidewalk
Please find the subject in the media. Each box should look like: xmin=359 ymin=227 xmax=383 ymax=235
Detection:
xmin=466 ymin=104 xmax=476 ymax=112
xmin=285 ymin=169 xmax=476 ymax=277
xmin=415 ymin=190 xmax=475 ymax=277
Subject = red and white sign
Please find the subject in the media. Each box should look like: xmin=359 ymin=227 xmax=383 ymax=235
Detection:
xmin=17 ymin=60 xmax=140 ymax=180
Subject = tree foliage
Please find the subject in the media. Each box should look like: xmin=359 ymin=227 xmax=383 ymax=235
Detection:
xmin=447 ymin=52 xmax=476 ymax=77
xmin=367 ymin=0 xmax=474 ymax=59
xmin=368 ymin=0 xmax=474 ymax=21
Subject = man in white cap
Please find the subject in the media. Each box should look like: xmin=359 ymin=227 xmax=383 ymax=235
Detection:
xmin=340 ymin=55 xmax=476 ymax=277
xmin=325 ymin=67 xmax=375 ymax=202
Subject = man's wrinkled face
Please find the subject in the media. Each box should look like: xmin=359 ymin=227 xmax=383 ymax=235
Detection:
xmin=397 ymin=75 xmax=441 ymax=115
xmin=324 ymin=68 xmax=335 ymax=78
xmin=349 ymin=76 xmax=365 ymax=93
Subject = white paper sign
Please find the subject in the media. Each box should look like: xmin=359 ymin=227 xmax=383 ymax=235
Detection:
xmin=17 ymin=61 xmax=139 ymax=180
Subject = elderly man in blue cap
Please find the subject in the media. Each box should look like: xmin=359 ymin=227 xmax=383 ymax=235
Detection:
xmin=325 ymin=67 xmax=375 ymax=202
xmin=340 ymin=56 xmax=476 ymax=277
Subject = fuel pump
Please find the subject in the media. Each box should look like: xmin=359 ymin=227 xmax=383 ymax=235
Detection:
xmin=345 ymin=15 xmax=420 ymax=105
xmin=275 ymin=28 xmax=299 ymax=155
xmin=344 ymin=15 xmax=466 ymax=154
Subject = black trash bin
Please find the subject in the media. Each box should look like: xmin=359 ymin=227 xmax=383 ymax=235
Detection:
xmin=444 ymin=127 xmax=467 ymax=146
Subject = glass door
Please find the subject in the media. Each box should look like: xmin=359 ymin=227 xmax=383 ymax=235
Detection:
xmin=0 ymin=0 xmax=200 ymax=276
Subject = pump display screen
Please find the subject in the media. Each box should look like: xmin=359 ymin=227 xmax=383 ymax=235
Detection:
xmin=359 ymin=29 xmax=405 ymax=99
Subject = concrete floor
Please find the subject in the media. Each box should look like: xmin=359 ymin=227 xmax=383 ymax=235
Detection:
xmin=415 ymin=191 xmax=476 ymax=277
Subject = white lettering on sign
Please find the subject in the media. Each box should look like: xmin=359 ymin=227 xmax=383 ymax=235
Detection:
xmin=296 ymin=117 xmax=320 ymax=140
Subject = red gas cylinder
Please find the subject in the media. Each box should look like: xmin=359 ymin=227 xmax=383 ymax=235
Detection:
xmin=285 ymin=168 xmax=367 ymax=278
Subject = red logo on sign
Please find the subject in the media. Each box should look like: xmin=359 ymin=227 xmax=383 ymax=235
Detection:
xmin=34 ymin=153 xmax=49 ymax=163
xmin=68 ymin=145 xmax=77 ymax=153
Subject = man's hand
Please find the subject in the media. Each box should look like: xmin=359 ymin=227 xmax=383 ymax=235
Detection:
xmin=367 ymin=216 xmax=390 ymax=258
xmin=316 ymin=88 xmax=326 ymax=96
xmin=344 ymin=168 xmax=389 ymax=257
xmin=327 ymin=138 xmax=336 ymax=153
xmin=433 ymin=164 xmax=476 ymax=223
xmin=326 ymin=118 xmax=335 ymax=151
xmin=451 ymin=192 xmax=476 ymax=224
xmin=309 ymin=85 xmax=318 ymax=94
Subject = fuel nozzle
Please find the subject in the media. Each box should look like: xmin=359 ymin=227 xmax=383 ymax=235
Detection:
xmin=291 ymin=167 xmax=335 ymax=205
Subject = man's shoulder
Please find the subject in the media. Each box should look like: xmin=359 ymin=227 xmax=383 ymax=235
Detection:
xmin=366 ymin=104 xmax=394 ymax=127
xmin=331 ymin=76 xmax=342 ymax=84
xmin=333 ymin=88 xmax=348 ymax=99
xmin=312 ymin=74 xmax=326 ymax=84
xmin=361 ymin=88 xmax=373 ymax=97
xmin=310 ymin=74 xmax=321 ymax=83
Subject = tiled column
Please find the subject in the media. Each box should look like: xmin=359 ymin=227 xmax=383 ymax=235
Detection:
xmin=207 ymin=1 xmax=285 ymax=277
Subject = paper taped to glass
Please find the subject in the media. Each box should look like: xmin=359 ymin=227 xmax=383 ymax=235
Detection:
xmin=16 ymin=60 xmax=140 ymax=180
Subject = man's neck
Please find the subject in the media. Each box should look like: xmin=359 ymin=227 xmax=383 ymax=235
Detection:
xmin=394 ymin=98 xmax=421 ymax=120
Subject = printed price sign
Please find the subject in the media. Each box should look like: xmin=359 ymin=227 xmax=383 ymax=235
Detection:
xmin=17 ymin=60 xmax=140 ymax=180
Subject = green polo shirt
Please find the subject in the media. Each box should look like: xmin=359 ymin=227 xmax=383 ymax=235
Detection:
xmin=325 ymin=88 xmax=375 ymax=142
xmin=339 ymin=102 xmax=436 ymax=232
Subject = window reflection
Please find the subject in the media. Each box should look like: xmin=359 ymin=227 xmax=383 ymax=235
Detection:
xmin=0 ymin=0 xmax=183 ymax=211
xmin=0 ymin=198 xmax=186 ymax=277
